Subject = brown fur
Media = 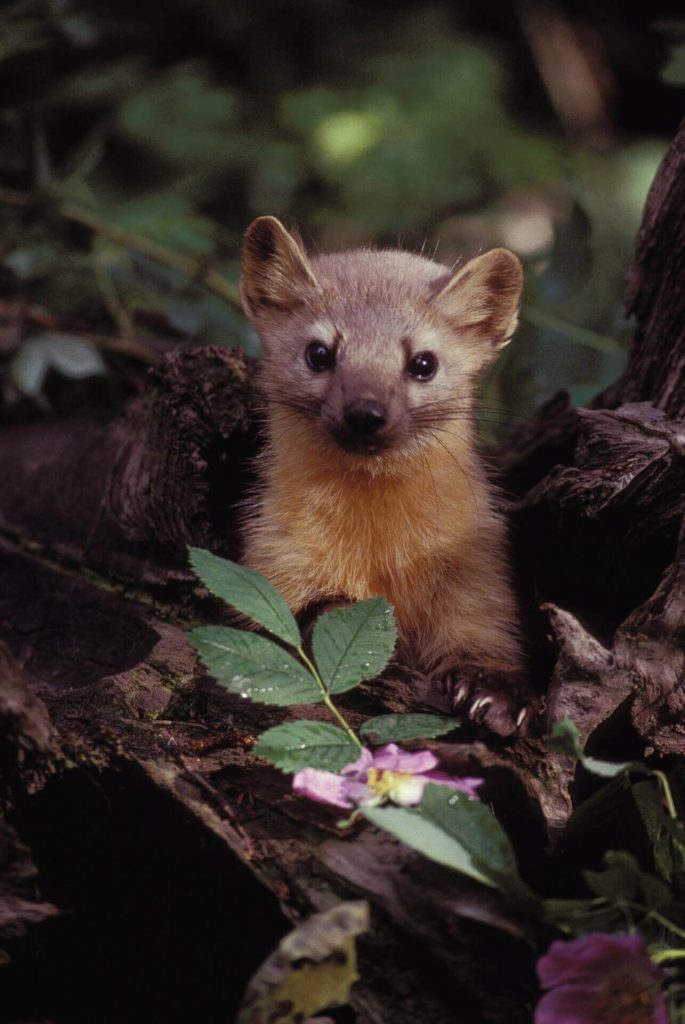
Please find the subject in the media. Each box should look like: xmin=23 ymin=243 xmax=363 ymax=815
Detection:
xmin=239 ymin=217 xmax=524 ymax=676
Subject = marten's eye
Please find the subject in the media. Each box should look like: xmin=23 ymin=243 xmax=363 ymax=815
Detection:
xmin=406 ymin=351 xmax=438 ymax=381
xmin=305 ymin=340 xmax=335 ymax=372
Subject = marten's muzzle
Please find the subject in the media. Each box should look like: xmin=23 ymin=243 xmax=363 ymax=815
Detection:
xmin=334 ymin=399 xmax=392 ymax=454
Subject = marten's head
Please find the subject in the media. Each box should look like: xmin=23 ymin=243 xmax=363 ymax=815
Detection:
xmin=241 ymin=216 xmax=522 ymax=466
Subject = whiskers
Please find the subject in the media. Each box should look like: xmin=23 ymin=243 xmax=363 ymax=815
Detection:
xmin=409 ymin=397 xmax=473 ymax=432
xmin=417 ymin=445 xmax=440 ymax=524
xmin=409 ymin=397 xmax=533 ymax=442
xmin=424 ymin=427 xmax=481 ymax=527
xmin=263 ymin=384 xmax=323 ymax=420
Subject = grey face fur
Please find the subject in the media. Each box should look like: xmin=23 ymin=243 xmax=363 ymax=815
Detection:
xmin=240 ymin=216 xmax=523 ymax=460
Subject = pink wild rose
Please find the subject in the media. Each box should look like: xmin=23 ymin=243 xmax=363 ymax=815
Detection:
xmin=292 ymin=743 xmax=482 ymax=809
xmin=535 ymin=933 xmax=668 ymax=1024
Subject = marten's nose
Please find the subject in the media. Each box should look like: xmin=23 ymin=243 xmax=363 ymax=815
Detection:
xmin=343 ymin=400 xmax=387 ymax=436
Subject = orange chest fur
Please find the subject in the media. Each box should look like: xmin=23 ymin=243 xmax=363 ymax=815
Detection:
xmin=254 ymin=441 xmax=484 ymax=614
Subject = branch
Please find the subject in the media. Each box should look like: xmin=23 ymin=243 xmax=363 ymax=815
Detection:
xmin=0 ymin=187 xmax=244 ymax=314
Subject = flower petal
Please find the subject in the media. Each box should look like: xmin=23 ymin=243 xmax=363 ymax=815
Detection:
xmin=341 ymin=747 xmax=374 ymax=777
xmin=537 ymin=934 xmax=656 ymax=989
xmin=534 ymin=983 xmax=604 ymax=1024
xmin=423 ymin=772 xmax=483 ymax=798
xmin=535 ymin=933 xmax=667 ymax=1024
xmin=386 ymin=774 xmax=427 ymax=806
xmin=654 ymin=993 xmax=670 ymax=1024
xmin=293 ymin=768 xmax=357 ymax=809
xmin=343 ymin=780 xmax=377 ymax=806
xmin=372 ymin=744 xmax=438 ymax=774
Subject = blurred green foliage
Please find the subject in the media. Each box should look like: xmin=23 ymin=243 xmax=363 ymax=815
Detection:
xmin=0 ymin=0 xmax=682 ymax=430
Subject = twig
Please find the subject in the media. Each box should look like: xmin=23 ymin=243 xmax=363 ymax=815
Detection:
xmin=516 ymin=0 xmax=615 ymax=149
xmin=94 ymin=252 xmax=137 ymax=343
xmin=63 ymin=203 xmax=243 ymax=312
xmin=523 ymin=305 xmax=624 ymax=354
xmin=0 ymin=297 xmax=161 ymax=365
xmin=0 ymin=186 xmax=244 ymax=314
xmin=0 ymin=186 xmax=32 ymax=207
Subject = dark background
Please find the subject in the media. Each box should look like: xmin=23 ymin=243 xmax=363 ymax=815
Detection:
xmin=1 ymin=0 xmax=684 ymax=436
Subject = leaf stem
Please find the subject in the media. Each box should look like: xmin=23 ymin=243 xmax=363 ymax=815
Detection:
xmin=652 ymin=770 xmax=678 ymax=820
xmin=523 ymin=305 xmax=625 ymax=354
xmin=646 ymin=911 xmax=685 ymax=943
xmin=297 ymin=646 xmax=363 ymax=749
xmin=652 ymin=949 xmax=685 ymax=964
xmin=0 ymin=185 xmax=32 ymax=206
xmin=624 ymin=903 xmax=685 ymax=944
xmin=63 ymin=203 xmax=244 ymax=311
xmin=0 ymin=186 xmax=244 ymax=313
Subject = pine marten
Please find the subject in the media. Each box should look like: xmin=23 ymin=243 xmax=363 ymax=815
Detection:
xmin=239 ymin=216 xmax=530 ymax=736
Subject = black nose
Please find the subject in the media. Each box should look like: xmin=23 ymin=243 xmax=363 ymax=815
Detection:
xmin=343 ymin=400 xmax=387 ymax=436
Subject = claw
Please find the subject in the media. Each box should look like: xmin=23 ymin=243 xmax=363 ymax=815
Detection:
xmin=516 ymin=706 xmax=528 ymax=729
xmin=470 ymin=695 xmax=493 ymax=716
xmin=454 ymin=683 xmax=468 ymax=705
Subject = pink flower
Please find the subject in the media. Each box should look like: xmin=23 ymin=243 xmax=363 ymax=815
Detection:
xmin=535 ymin=933 xmax=668 ymax=1024
xmin=292 ymin=743 xmax=483 ymax=810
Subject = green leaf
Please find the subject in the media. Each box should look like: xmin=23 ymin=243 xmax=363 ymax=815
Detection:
xmin=632 ymin=778 xmax=667 ymax=847
xmin=360 ymin=713 xmax=460 ymax=744
xmin=191 ymin=626 xmax=319 ymax=706
xmin=0 ymin=15 xmax=49 ymax=63
xmin=660 ymin=816 xmax=685 ymax=880
xmin=540 ymin=720 xmax=581 ymax=761
xmin=117 ymin=66 xmax=244 ymax=165
xmin=561 ymin=773 xmax=635 ymax=846
xmin=366 ymin=784 xmax=535 ymax=900
xmin=99 ymin=193 xmax=217 ymax=259
xmin=255 ymin=722 xmax=359 ymax=773
xmin=312 ymin=597 xmax=397 ymax=695
xmin=632 ymin=780 xmax=685 ymax=883
xmin=581 ymin=754 xmax=637 ymax=779
xmin=420 ymin=784 xmax=533 ymax=900
xmin=547 ymin=718 xmax=642 ymax=778
xmin=546 ymin=717 xmax=584 ymax=759
xmin=542 ymin=897 xmax=619 ymax=933
xmin=364 ymin=804 xmax=495 ymax=888
xmin=11 ymin=334 xmax=107 ymax=397
xmin=583 ymin=850 xmax=670 ymax=909
xmin=4 ymin=243 xmax=59 ymax=280
xmin=662 ymin=44 xmax=685 ymax=86
xmin=236 ymin=901 xmax=369 ymax=1024
xmin=188 ymin=548 xmax=300 ymax=648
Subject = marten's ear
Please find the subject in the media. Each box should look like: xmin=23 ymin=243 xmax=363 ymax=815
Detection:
xmin=240 ymin=216 xmax=319 ymax=317
xmin=432 ymin=248 xmax=523 ymax=349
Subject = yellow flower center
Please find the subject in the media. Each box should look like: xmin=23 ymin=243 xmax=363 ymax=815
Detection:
xmin=366 ymin=767 xmax=413 ymax=799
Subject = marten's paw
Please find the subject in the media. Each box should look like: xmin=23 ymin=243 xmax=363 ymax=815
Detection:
xmin=441 ymin=667 xmax=535 ymax=738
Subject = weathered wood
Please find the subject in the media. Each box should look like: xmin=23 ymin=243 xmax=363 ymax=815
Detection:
xmin=2 ymin=119 xmax=685 ymax=1024
xmin=0 ymin=817 xmax=58 ymax=965
xmin=0 ymin=345 xmax=259 ymax=583
xmin=0 ymin=641 xmax=59 ymax=795
xmin=601 ymin=115 xmax=685 ymax=415
xmin=0 ymin=541 xmax=536 ymax=1023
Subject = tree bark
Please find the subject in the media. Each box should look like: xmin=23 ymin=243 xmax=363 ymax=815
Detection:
xmin=602 ymin=114 xmax=685 ymax=415
xmin=2 ymin=121 xmax=685 ymax=1023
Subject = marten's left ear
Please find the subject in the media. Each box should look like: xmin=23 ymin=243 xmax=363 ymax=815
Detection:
xmin=433 ymin=248 xmax=523 ymax=349
xmin=240 ymin=216 xmax=319 ymax=317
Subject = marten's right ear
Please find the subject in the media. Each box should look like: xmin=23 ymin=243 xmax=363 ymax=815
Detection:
xmin=432 ymin=248 xmax=523 ymax=350
xmin=240 ymin=216 xmax=319 ymax=317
